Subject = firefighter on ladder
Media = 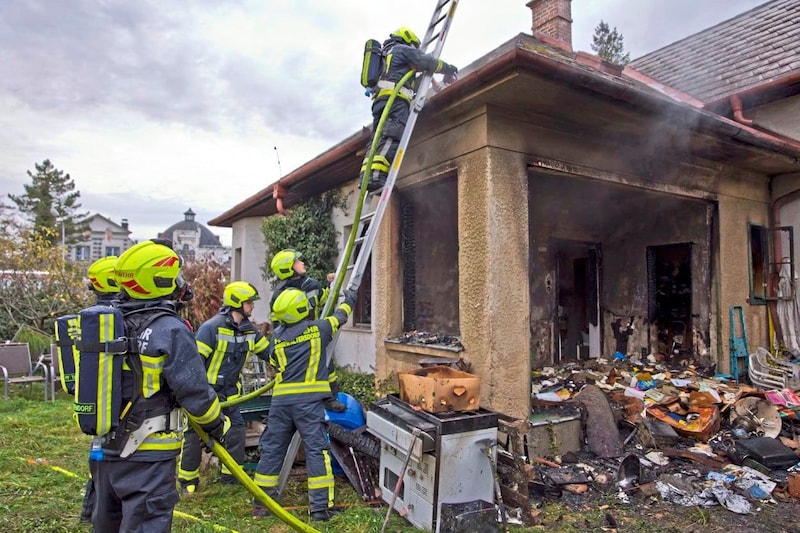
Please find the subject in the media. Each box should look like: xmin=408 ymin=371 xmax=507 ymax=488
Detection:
xmin=361 ymin=27 xmax=458 ymax=191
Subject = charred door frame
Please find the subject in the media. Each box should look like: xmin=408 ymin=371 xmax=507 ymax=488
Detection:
xmin=552 ymin=238 xmax=602 ymax=362
xmin=647 ymin=242 xmax=694 ymax=358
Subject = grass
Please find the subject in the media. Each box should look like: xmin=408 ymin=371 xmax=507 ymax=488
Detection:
xmin=3 ymin=385 xmax=792 ymax=533
xmin=0 ymin=387 xmax=422 ymax=533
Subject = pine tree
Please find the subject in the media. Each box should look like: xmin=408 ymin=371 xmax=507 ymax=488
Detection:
xmin=591 ymin=21 xmax=631 ymax=65
xmin=7 ymin=159 xmax=91 ymax=246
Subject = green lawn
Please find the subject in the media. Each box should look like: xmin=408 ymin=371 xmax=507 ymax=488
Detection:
xmin=3 ymin=386 xmax=756 ymax=533
xmin=0 ymin=389 xmax=418 ymax=533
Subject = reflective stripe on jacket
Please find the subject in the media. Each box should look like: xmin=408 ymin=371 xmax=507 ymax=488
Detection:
xmin=106 ymin=302 xmax=224 ymax=461
xmin=269 ymin=299 xmax=353 ymax=405
xmin=375 ymin=39 xmax=448 ymax=102
xmin=196 ymin=310 xmax=270 ymax=399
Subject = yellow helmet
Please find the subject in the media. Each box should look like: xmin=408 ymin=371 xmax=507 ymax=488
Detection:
xmin=223 ymin=281 xmax=260 ymax=308
xmin=270 ymin=249 xmax=301 ymax=280
xmin=391 ymin=27 xmax=420 ymax=48
xmin=114 ymin=241 xmax=181 ymax=300
xmin=87 ymin=256 xmax=119 ymax=293
xmin=271 ymin=289 xmax=309 ymax=324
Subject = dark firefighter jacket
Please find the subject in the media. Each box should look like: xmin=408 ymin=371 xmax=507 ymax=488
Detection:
xmin=105 ymin=300 xmax=225 ymax=461
xmin=376 ymin=38 xmax=451 ymax=101
xmin=196 ymin=308 xmax=270 ymax=400
xmin=269 ymin=294 xmax=355 ymax=406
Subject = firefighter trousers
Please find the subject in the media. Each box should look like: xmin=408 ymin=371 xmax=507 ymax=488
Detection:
xmin=90 ymin=457 xmax=180 ymax=533
xmin=178 ymin=404 xmax=245 ymax=487
xmin=254 ymin=399 xmax=334 ymax=513
xmin=362 ymin=96 xmax=410 ymax=179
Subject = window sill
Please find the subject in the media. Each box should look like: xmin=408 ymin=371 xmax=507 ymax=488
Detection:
xmin=384 ymin=339 xmax=464 ymax=358
xmin=344 ymin=324 xmax=372 ymax=333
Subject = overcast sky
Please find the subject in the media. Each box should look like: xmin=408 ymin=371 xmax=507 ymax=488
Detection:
xmin=0 ymin=0 xmax=769 ymax=245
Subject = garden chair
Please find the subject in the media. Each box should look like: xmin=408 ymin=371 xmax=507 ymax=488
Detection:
xmin=748 ymin=346 xmax=800 ymax=391
xmin=0 ymin=342 xmax=49 ymax=400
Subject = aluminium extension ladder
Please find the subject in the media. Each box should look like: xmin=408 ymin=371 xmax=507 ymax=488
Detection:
xmin=276 ymin=0 xmax=461 ymax=497
xmin=323 ymin=0 xmax=460 ymax=318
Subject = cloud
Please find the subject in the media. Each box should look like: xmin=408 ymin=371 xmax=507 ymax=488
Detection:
xmin=0 ymin=0 xmax=769 ymax=249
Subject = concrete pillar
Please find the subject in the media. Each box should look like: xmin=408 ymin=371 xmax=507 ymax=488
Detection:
xmin=459 ymin=147 xmax=530 ymax=420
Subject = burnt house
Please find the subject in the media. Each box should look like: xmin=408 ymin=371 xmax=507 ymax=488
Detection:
xmin=210 ymin=0 xmax=800 ymax=419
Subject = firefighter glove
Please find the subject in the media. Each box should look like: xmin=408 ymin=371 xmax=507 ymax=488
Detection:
xmin=441 ymin=63 xmax=458 ymax=84
xmin=343 ymin=289 xmax=358 ymax=305
xmin=206 ymin=415 xmax=231 ymax=447
xmin=441 ymin=63 xmax=458 ymax=77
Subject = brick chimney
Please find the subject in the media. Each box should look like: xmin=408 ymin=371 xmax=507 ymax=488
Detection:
xmin=527 ymin=0 xmax=573 ymax=52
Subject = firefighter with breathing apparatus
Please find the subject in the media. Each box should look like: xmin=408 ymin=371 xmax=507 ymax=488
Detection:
xmin=76 ymin=240 xmax=229 ymax=533
xmin=360 ymin=26 xmax=458 ymax=191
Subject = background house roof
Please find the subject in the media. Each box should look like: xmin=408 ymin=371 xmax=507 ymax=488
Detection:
xmin=160 ymin=208 xmax=223 ymax=247
xmin=629 ymin=0 xmax=800 ymax=104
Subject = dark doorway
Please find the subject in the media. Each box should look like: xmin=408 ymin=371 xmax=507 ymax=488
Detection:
xmin=554 ymin=240 xmax=600 ymax=362
xmin=647 ymin=243 xmax=693 ymax=358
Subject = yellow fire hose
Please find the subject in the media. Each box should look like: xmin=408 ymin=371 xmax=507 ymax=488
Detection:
xmin=190 ymin=419 xmax=320 ymax=533
xmin=324 ymin=69 xmax=416 ymax=316
xmin=220 ymin=378 xmax=274 ymax=408
xmin=212 ymin=72 xmax=416 ymax=531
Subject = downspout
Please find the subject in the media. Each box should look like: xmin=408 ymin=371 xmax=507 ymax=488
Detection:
xmin=273 ymin=181 xmax=289 ymax=216
xmin=730 ymin=94 xmax=754 ymax=126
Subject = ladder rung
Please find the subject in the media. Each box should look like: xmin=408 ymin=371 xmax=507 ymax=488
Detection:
xmin=425 ymin=31 xmax=442 ymax=47
xmin=360 ymin=210 xmax=376 ymax=223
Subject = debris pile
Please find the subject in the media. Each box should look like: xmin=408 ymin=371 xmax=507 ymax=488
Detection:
xmin=497 ymin=352 xmax=800 ymax=526
xmin=388 ymin=330 xmax=464 ymax=349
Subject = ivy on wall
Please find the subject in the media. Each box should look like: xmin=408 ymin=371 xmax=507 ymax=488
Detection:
xmin=260 ymin=191 xmax=347 ymax=285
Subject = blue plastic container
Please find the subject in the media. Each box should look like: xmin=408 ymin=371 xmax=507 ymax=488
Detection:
xmin=325 ymin=392 xmax=366 ymax=474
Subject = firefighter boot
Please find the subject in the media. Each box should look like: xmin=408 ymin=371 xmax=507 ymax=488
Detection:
xmin=79 ymin=478 xmax=95 ymax=523
xmin=310 ymin=507 xmax=343 ymax=522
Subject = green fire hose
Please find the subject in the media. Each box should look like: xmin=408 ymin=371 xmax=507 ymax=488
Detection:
xmin=324 ymin=70 xmax=415 ymax=317
xmin=190 ymin=418 xmax=320 ymax=533
xmin=208 ymin=72 xmax=415 ymax=531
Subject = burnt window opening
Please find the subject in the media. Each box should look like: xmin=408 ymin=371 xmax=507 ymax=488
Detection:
xmin=400 ymin=177 xmax=459 ymax=337
xmin=749 ymin=224 xmax=795 ymax=304
xmin=342 ymin=223 xmax=372 ymax=326
xmin=354 ymin=233 xmax=372 ymax=326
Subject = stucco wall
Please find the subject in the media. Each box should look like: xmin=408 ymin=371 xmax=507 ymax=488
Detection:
xmin=231 ymin=217 xmax=270 ymax=324
xmin=752 ymin=95 xmax=800 ymax=141
xmin=716 ymin=174 xmax=771 ymax=372
xmin=457 ymin=147 xmax=530 ymax=419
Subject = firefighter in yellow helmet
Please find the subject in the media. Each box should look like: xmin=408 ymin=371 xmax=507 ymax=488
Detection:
xmin=78 ymin=256 xmax=120 ymax=524
xmin=269 ymin=249 xmax=345 ymax=412
xmin=253 ymin=287 xmax=356 ymax=521
xmin=178 ymin=281 xmax=270 ymax=494
xmin=88 ymin=240 xmax=229 ymax=533
xmin=360 ymin=26 xmax=458 ymax=191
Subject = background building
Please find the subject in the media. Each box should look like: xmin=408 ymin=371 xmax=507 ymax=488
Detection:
xmin=67 ymin=213 xmax=132 ymax=262
xmin=159 ymin=208 xmax=230 ymax=264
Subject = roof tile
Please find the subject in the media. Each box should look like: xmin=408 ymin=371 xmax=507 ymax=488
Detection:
xmin=629 ymin=0 xmax=800 ymax=102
